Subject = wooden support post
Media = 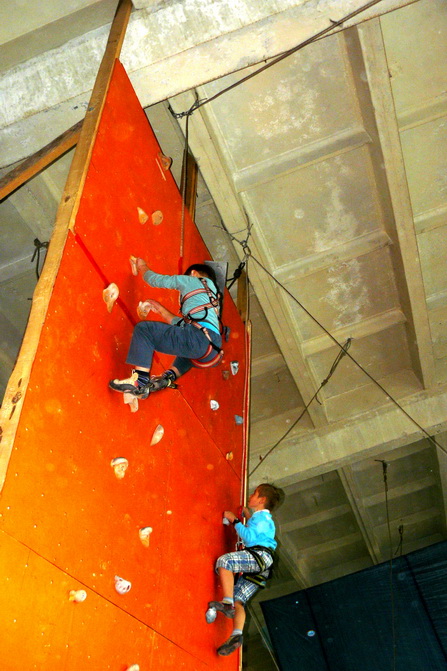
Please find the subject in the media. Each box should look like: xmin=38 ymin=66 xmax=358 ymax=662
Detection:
xmin=180 ymin=150 xmax=199 ymax=221
xmin=0 ymin=0 xmax=132 ymax=490
xmin=0 ymin=121 xmax=82 ymax=201
xmin=237 ymin=269 xmax=248 ymax=323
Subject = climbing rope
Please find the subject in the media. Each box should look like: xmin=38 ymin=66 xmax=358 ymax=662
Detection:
xmin=250 ymin=338 xmax=352 ymax=477
xmin=235 ymin=243 xmax=447 ymax=464
xmin=376 ymin=460 xmax=398 ymax=671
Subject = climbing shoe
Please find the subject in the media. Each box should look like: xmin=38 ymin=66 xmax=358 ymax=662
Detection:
xmin=109 ymin=372 xmax=151 ymax=400
xmin=149 ymin=371 xmax=178 ymax=392
xmin=217 ymin=634 xmax=243 ymax=656
xmin=207 ymin=601 xmax=235 ymax=619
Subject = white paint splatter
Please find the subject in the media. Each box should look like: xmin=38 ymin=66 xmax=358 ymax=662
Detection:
xmin=313 ymin=167 xmax=359 ymax=253
xmin=322 ymin=259 xmax=370 ymax=328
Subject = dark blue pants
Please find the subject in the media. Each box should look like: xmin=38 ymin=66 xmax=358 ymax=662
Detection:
xmin=126 ymin=321 xmax=222 ymax=376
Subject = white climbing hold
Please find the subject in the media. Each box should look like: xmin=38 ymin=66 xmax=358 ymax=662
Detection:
xmin=150 ymin=424 xmax=164 ymax=445
xmin=123 ymin=392 xmax=139 ymax=413
xmin=206 ymin=606 xmax=217 ymax=623
xmin=69 ymin=589 xmax=87 ymax=603
xmin=137 ymin=300 xmax=152 ymax=319
xmin=126 ymin=666 xmax=140 ymax=671
xmin=110 ymin=457 xmax=129 ymax=479
xmin=114 ymin=576 xmax=132 ymax=594
xmin=129 ymin=255 xmax=138 ymax=276
xmin=230 ymin=361 xmax=239 ymax=375
xmin=158 ymin=151 xmax=172 ymax=171
xmin=139 ymin=526 xmax=153 ymax=548
xmin=151 ymin=210 xmax=163 ymax=225
xmin=210 ymin=400 xmax=219 ymax=411
xmin=137 ymin=207 xmax=149 ymax=224
xmin=103 ymin=283 xmax=119 ymax=313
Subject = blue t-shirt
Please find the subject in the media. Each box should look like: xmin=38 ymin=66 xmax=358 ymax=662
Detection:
xmin=143 ymin=269 xmax=220 ymax=335
xmin=234 ymin=509 xmax=277 ymax=550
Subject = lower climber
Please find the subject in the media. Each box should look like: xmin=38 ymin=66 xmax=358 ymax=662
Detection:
xmin=109 ymin=258 xmax=223 ymax=399
xmin=207 ymin=483 xmax=281 ymax=656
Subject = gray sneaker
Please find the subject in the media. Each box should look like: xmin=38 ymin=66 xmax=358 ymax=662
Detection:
xmin=109 ymin=372 xmax=150 ymax=399
xmin=217 ymin=634 xmax=243 ymax=656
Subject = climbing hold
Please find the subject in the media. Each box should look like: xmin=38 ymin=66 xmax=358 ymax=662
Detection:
xmin=110 ymin=457 xmax=129 ymax=479
xmin=223 ymin=517 xmax=230 ymax=526
xmin=230 ymin=361 xmax=239 ymax=375
xmin=123 ymin=392 xmax=139 ymax=413
xmin=225 ymin=452 xmax=233 ymax=461
xmin=151 ymin=210 xmax=163 ymax=226
xmin=114 ymin=575 xmax=132 ymax=594
xmin=137 ymin=207 xmax=149 ymax=224
xmin=150 ymin=424 xmax=164 ymax=446
xmin=69 ymin=589 xmax=87 ymax=603
xmin=210 ymin=400 xmax=219 ymax=411
xmin=137 ymin=300 xmax=152 ymax=319
xmin=129 ymin=255 xmax=138 ymax=276
xmin=126 ymin=666 xmax=140 ymax=671
xmin=307 ymin=630 xmax=316 ymax=637
xmin=206 ymin=606 xmax=217 ymax=623
xmin=222 ymin=370 xmax=230 ymax=380
xmin=139 ymin=526 xmax=153 ymax=547
xmin=158 ymin=151 xmax=172 ymax=171
xmin=103 ymin=283 xmax=119 ymax=313
xmin=234 ymin=415 xmax=244 ymax=425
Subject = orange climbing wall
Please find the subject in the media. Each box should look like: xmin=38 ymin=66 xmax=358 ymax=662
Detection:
xmin=0 ymin=61 xmax=247 ymax=670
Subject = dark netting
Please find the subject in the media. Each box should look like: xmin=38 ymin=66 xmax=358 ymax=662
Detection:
xmin=261 ymin=541 xmax=447 ymax=671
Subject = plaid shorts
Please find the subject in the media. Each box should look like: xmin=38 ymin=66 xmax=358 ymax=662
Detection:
xmin=215 ymin=549 xmax=273 ymax=605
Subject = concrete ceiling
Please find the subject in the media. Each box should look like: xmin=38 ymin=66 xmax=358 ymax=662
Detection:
xmin=1 ymin=0 xmax=447 ymax=666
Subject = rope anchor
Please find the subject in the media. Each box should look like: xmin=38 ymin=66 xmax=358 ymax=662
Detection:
xmin=31 ymin=238 xmax=49 ymax=280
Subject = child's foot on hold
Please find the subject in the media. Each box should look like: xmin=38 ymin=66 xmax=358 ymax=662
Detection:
xmin=217 ymin=634 xmax=243 ymax=656
xmin=109 ymin=371 xmax=151 ymax=399
xmin=207 ymin=601 xmax=235 ymax=619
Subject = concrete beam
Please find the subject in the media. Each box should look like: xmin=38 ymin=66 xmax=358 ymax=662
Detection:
xmin=357 ymin=18 xmax=435 ymax=389
xmin=0 ymin=0 xmax=419 ymax=167
xmin=233 ymin=126 xmax=371 ymax=193
xmin=301 ymin=307 xmax=406 ymax=357
xmin=280 ymin=503 xmax=351 ymax=533
xmin=274 ymin=230 xmax=392 ymax=285
xmin=249 ymin=383 xmax=447 ymax=486
xmin=361 ymin=473 xmax=437 ymax=507
xmin=338 ymin=466 xmax=382 ymax=563
xmin=0 ymin=0 xmax=118 ymax=73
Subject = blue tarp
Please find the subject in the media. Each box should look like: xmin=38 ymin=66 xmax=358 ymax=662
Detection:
xmin=261 ymin=541 xmax=447 ymax=670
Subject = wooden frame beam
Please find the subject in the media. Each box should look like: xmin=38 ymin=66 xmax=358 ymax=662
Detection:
xmin=0 ymin=121 xmax=82 ymax=202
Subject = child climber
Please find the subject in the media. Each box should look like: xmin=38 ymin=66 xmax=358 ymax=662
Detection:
xmin=109 ymin=257 xmax=222 ymax=399
xmin=207 ymin=483 xmax=281 ymax=656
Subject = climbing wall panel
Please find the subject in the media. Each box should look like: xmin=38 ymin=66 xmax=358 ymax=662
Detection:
xmin=0 ymin=61 xmax=246 ymax=669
